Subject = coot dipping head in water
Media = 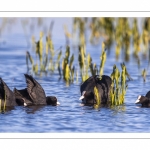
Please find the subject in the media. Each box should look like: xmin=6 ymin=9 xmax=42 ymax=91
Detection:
xmin=0 ymin=78 xmax=17 ymax=107
xmin=14 ymin=74 xmax=60 ymax=106
xmin=79 ymin=75 xmax=112 ymax=106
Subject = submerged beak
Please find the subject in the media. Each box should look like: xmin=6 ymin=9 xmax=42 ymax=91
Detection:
xmin=135 ymin=99 xmax=140 ymax=104
xmin=79 ymin=95 xmax=84 ymax=100
xmin=57 ymin=101 xmax=60 ymax=105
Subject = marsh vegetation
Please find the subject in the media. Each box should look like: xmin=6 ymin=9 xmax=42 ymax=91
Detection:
xmin=24 ymin=17 xmax=150 ymax=107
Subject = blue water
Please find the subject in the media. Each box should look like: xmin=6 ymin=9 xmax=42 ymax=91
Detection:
xmin=0 ymin=17 xmax=150 ymax=132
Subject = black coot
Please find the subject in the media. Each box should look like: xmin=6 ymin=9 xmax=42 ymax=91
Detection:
xmin=0 ymin=78 xmax=17 ymax=107
xmin=135 ymin=91 xmax=150 ymax=107
xmin=79 ymin=75 xmax=112 ymax=106
xmin=14 ymin=74 xmax=60 ymax=106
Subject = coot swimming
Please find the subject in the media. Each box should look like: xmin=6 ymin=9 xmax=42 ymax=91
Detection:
xmin=135 ymin=91 xmax=150 ymax=107
xmin=79 ymin=75 xmax=112 ymax=106
xmin=14 ymin=74 xmax=60 ymax=106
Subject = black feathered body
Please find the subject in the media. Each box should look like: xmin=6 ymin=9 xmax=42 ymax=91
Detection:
xmin=145 ymin=91 xmax=150 ymax=98
xmin=24 ymin=74 xmax=47 ymax=105
xmin=80 ymin=75 xmax=112 ymax=105
xmin=141 ymin=91 xmax=150 ymax=107
xmin=135 ymin=91 xmax=150 ymax=107
xmin=14 ymin=88 xmax=33 ymax=105
xmin=14 ymin=74 xmax=58 ymax=106
xmin=0 ymin=78 xmax=17 ymax=106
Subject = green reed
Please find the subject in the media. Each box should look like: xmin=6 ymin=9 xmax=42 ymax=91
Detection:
xmin=89 ymin=18 xmax=114 ymax=47
xmin=74 ymin=17 xmax=150 ymax=73
xmin=46 ymin=35 xmax=55 ymax=72
xmin=36 ymin=32 xmax=43 ymax=64
xmin=115 ymin=18 xmax=132 ymax=62
xmin=26 ymin=32 xmax=58 ymax=74
xmin=23 ymin=17 xmax=150 ymax=86
xmin=93 ymin=86 xmax=101 ymax=109
xmin=78 ymin=42 xmax=104 ymax=82
xmin=78 ymin=45 xmax=87 ymax=82
xmin=121 ymin=62 xmax=133 ymax=81
xmin=142 ymin=68 xmax=147 ymax=82
xmin=111 ymin=65 xmax=120 ymax=89
xmin=27 ymin=32 xmax=76 ymax=84
xmin=62 ymin=46 xmax=75 ymax=85
xmin=132 ymin=19 xmax=141 ymax=55
xmin=110 ymin=63 xmax=129 ymax=106
xmin=56 ymin=50 xmax=62 ymax=78
xmin=142 ymin=18 xmax=150 ymax=58
xmin=99 ymin=42 xmax=107 ymax=76
xmin=73 ymin=18 xmax=86 ymax=46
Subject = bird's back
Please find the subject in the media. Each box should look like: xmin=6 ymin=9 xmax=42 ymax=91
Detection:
xmin=24 ymin=74 xmax=47 ymax=105
xmin=0 ymin=78 xmax=17 ymax=106
xmin=14 ymin=88 xmax=33 ymax=105
xmin=146 ymin=91 xmax=150 ymax=98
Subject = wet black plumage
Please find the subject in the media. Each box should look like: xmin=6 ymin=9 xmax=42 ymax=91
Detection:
xmin=80 ymin=75 xmax=112 ymax=106
xmin=14 ymin=88 xmax=33 ymax=106
xmin=0 ymin=78 xmax=17 ymax=107
xmin=14 ymin=74 xmax=59 ymax=106
xmin=135 ymin=91 xmax=150 ymax=107
xmin=46 ymin=96 xmax=58 ymax=106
